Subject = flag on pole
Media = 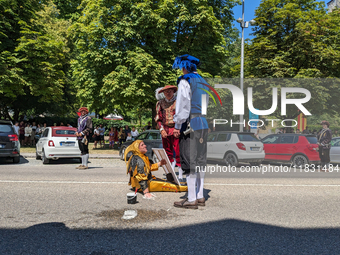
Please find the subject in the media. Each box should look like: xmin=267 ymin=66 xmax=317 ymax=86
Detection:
xmin=297 ymin=113 xmax=307 ymax=132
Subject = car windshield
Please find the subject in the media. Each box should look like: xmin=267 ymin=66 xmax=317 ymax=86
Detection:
xmin=237 ymin=134 xmax=259 ymax=141
xmin=306 ymin=136 xmax=317 ymax=144
xmin=0 ymin=124 xmax=13 ymax=133
xmin=147 ymin=132 xmax=160 ymax=140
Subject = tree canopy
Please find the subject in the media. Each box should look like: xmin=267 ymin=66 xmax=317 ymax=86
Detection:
xmin=1 ymin=0 xmax=339 ymax=125
xmin=71 ymin=0 xmax=239 ymax=117
xmin=0 ymin=0 xmax=76 ymax=120
xmin=244 ymin=0 xmax=340 ymax=120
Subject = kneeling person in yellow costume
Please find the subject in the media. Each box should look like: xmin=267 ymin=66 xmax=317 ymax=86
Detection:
xmin=125 ymin=140 xmax=187 ymax=198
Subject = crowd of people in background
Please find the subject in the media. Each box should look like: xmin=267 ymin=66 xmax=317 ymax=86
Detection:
xmin=90 ymin=123 xmax=153 ymax=149
xmin=11 ymin=119 xmax=154 ymax=148
xmin=12 ymin=121 xmax=49 ymax=147
xmin=104 ymin=124 xmax=151 ymax=149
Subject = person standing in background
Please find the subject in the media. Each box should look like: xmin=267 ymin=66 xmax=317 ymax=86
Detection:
xmin=75 ymin=107 xmax=93 ymax=170
xmin=93 ymin=126 xmax=100 ymax=149
xmin=118 ymin=127 xmax=126 ymax=149
xmin=24 ymin=123 xmax=32 ymax=146
xmin=317 ymin=121 xmax=332 ymax=171
xmin=302 ymin=126 xmax=310 ymax=134
xmin=124 ymin=125 xmax=131 ymax=142
xmin=13 ymin=122 xmax=19 ymax=135
xmin=40 ymin=123 xmax=47 ymax=135
xmin=131 ymin=127 xmax=139 ymax=139
xmin=31 ymin=122 xmax=37 ymax=147
xmin=36 ymin=124 xmax=41 ymax=138
xmin=98 ymin=124 xmax=105 ymax=148
xmin=19 ymin=121 xmax=25 ymax=146
xmin=109 ymin=127 xmax=115 ymax=149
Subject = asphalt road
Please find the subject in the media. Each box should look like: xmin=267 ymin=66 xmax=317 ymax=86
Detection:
xmin=1 ymin=157 xmax=340 ymax=254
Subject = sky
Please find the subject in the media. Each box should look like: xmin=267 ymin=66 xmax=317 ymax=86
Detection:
xmin=232 ymin=0 xmax=329 ymax=39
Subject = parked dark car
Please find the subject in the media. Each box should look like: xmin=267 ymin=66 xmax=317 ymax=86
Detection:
xmin=119 ymin=130 xmax=162 ymax=163
xmin=262 ymin=134 xmax=319 ymax=166
xmin=0 ymin=120 xmax=20 ymax=163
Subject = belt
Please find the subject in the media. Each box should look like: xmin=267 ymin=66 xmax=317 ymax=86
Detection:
xmin=190 ymin=113 xmax=204 ymax=119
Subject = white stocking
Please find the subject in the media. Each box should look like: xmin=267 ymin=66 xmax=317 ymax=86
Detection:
xmin=84 ymin=154 xmax=89 ymax=167
xmin=81 ymin=155 xmax=85 ymax=166
xmin=178 ymin=167 xmax=183 ymax=179
xmin=186 ymin=173 xmax=197 ymax=202
xmin=196 ymin=171 xmax=205 ymax=199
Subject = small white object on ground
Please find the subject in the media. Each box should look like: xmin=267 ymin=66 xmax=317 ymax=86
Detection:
xmin=143 ymin=193 xmax=157 ymax=200
xmin=122 ymin=210 xmax=138 ymax=220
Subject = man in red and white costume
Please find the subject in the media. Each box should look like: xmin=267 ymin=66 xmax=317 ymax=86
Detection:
xmin=155 ymin=85 xmax=183 ymax=179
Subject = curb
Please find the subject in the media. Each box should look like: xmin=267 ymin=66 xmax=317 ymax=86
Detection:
xmin=21 ymin=154 xmax=121 ymax=159
xmin=89 ymin=156 xmax=120 ymax=159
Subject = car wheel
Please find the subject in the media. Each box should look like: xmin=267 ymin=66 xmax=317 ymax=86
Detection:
xmin=120 ymin=147 xmax=126 ymax=160
xmin=36 ymin=150 xmax=41 ymax=160
xmin=224 ymin=152 xmax=238 ymax=167
xmin=42 ymin=150 xmax=50 ymax=164
xmin=13 ymin=157 xmax=20 ymax=164
xmin=152 ymin=154 xmax=159 ymax=164
xmin=292 ymin=154 xmax=308 ymax=167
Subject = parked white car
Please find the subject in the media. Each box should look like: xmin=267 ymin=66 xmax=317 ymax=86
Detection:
xmin=207 ymin=132 xmax=265 ymax=166
xmin=36 ymin=127 xmax=81 ymax=164
xmin=330 ymin=138 xmax=340 ymax=164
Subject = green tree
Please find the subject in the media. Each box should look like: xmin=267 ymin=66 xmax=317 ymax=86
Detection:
xmin=0 ymin=0 xmax=41 ymax=118
xmin=52 ymin=0 xmax=82 ymax=21
xmin=0 ymin=0 xmax=77 ymax=120
xmin=244 ymin=0 xmax=340 ymax=120
xmin=71 ymin=0 xmax=239 ymax=121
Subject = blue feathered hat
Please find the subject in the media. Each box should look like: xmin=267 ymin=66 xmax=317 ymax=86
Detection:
xmin=172 ymin=54 xmax=201 ymax=72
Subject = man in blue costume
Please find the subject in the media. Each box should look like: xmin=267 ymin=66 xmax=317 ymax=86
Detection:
xmin=172 ymin=54 xmax=209 ymax=209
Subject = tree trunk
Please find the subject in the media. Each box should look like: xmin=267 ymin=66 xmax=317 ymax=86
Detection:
xmin=13 ymin=109 xmax=20 ymax=122
xmin=151 ymin=103 xmax=156 ymax=129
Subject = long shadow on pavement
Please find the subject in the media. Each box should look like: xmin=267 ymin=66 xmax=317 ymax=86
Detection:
xmin=0 ymin=156 xmax=29 ymax=165
xmin=0 ymin=219 xmax=339 ymax=254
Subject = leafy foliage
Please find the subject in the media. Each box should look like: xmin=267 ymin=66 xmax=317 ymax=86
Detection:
xmin=244 ymin=0 xmax=340 ymax=120
xmin=71 ymin=0 xmax=239 ymax=116
xmin=0 ymin=0 xmax=77 ymax=120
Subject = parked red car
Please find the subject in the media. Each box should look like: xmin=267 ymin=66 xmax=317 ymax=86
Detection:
xmin=261 ymin=134 xmax=320 ymax=166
